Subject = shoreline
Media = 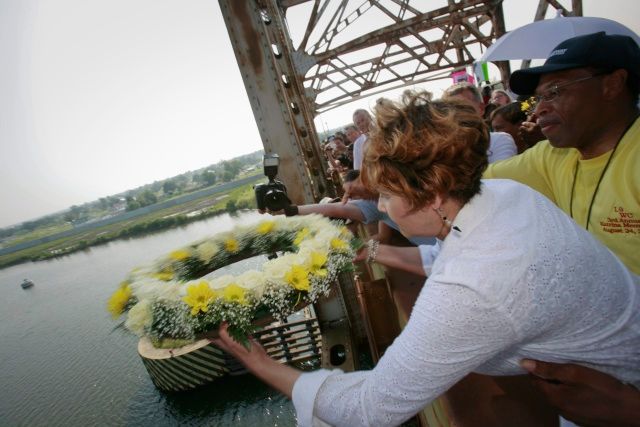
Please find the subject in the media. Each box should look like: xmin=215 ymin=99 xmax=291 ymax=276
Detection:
xmin=0 ymin=176 xmax=261 ymax=271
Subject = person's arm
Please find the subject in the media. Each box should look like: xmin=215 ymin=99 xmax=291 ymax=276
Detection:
xmin=297 ymin=202 xmax=366 ymax=221
xmin=356 ymin=243 xmax=428 ymax=276
xmin=522 ymin=359 xmax=640 ymax=427
xmin=304 ymin=278 xmax=518 ymax=426
xmin=265 ymin=202 xmax=366 ymax=222
xmin=324 ymin=149 xmax=341 ymax=174
xmin=214 ymin=323 xmax=300 ymax=398
xmin=341 ymin=177 xmax=375 ymax=203
xmin=219 ymin=275 xmax=519 ymax=427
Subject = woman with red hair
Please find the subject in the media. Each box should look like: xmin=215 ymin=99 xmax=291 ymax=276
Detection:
xmin=215 ymin=92 xmax=640 ymax=427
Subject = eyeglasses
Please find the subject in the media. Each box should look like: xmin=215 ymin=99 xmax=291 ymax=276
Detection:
xmin=532 ymin=73 xmax=605 ymax=104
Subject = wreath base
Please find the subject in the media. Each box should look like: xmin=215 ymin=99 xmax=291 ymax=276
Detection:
xmin=138 ymin=307 xmax=321 ymax=392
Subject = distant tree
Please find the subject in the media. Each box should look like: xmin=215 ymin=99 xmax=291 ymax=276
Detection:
xmin=63 ymin=205 xmax=89 ymax=223
xmin=106 ymin=196 xmax=120 ymax=208
xmin=150 ymin=180 xmax=163 ymax=192
xmin=222 ymin=160 xmax=241 ymax=181
xmin=163 ymin=180 xmax=178 ymax=195
xmin=200 ymin=170 xmax=217 ymax=186
xmin=126 ymin=198 xmax=141 ymax=211
xmin=222 ymin=170 xmax=235 ymax=182
xmin=137 ymin=190 xmax=158 ymax=207
xmin=225 ymin=199 xmax=237 ymax=212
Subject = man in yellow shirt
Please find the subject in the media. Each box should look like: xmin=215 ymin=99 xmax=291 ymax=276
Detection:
xmin=485 ymin=32 xmax=639 ymax=276
xmin=485 ymin=32 xmax=640 ymax=427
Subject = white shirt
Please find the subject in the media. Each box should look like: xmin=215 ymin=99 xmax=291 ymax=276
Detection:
xmin=293 ymin=179 xmax=640 ymax=427
xmin=352 ymin=134 xmax=368 ymax=170
xmin=488 ymin=132 xmax=517 ymax=163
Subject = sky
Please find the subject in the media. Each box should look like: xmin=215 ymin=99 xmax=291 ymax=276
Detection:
xmin=1 ymin=0 xmax=639 ymax=228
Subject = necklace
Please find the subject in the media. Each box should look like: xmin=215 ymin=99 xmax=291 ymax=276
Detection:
xmin=569 ymin=116 xmax=637 ymax=230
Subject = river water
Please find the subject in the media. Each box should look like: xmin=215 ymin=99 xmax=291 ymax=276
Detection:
xmin=0 ymin=212 xmax=298 ymax=427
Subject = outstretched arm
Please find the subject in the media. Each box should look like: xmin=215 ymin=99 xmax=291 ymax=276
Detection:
xmin=213 ymin=323 xmax=301 ymax=399
xmin=355 ymin=244 xmax=435 ymax=276
xmin=264 ymin=202 xmax=366 ymax=222
xmin=356 ymin=243 xmax=426 ymax=276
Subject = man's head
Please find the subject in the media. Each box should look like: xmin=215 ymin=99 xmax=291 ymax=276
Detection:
xmin=443 ymin=82 xmax=485 ymax=116
xmin=343 ymin=125 xmax=360 ymax=144
xmin=352 ymin=109 xmax=372 ymax=134
xmin=509 ymin=32 xmax=640 ymax=154
xmin=490 ymin=89 xmax=512 ymax=106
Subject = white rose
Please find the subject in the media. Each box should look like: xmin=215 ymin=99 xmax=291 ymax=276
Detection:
xmin=125 ymin=300 xmax=153 ymax=336
xmin=196 ymin=241 xmax=219 ymax=263
xmin=236 ymin=270 xmax=266 ymax=298
xmin=210 ymin=274 xmax=236 ymax=290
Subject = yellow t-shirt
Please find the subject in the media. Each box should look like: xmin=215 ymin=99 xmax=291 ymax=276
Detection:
xmin=484 ymin=117 xmax=640 ymax=274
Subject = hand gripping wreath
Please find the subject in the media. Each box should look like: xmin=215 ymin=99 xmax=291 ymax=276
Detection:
xmin=107 ymin=215 xmax=357 ymax=347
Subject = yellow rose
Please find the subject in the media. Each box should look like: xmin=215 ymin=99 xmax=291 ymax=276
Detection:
xmin=224 ymin=238 xmax=239 ymax=253
xmin=293 ymin=228 xmax=310 ymax=246
xmin=330 ymin=238 xmax=348 ymax=252
xmin=223 ymin=284 xmax=248 ymax=305
xmin=183 ymin=281 xmax=218 ymax=316
xmin=107 ymin=283 xmax=132 ymax=318
xmin=285 ymin=265 xmax=310 ymax=291
xmin=169 ymin=249 xmax=191 ymax=261
xmin=308 ymin=252 xmax=328 ymax=277
xmin=257 ymin=220 xmax=276 ymax=235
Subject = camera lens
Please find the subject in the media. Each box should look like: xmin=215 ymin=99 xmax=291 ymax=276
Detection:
xmin=264 ymin=188 xmax=290 ymax=211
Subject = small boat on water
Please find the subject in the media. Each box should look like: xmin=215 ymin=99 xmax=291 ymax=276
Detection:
xmin=20 ymin=279 xmax=34 ymax=289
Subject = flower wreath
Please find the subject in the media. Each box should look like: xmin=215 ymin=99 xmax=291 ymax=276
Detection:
xmin=108 ymin=215 xmax=358 ymax=347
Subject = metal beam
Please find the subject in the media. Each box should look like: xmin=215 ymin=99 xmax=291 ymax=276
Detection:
xmin=218 ymin=0 xmax=332 ymax=206
xmin=521 ymin=0 xmax=582 ymax=69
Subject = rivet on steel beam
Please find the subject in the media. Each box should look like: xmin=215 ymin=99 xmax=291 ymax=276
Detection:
xmin=272 ymin=44 xmax=282 ymax=59
xmin=259 ymin=10 xmax=271 ymax=25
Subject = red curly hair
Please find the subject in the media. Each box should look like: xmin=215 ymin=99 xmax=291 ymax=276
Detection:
xmin=361 ymin=91 xmax=489 ymax=210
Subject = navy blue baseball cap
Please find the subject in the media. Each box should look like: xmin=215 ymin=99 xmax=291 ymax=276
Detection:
xmin=510 ymin=31 xmax=640 ymax=95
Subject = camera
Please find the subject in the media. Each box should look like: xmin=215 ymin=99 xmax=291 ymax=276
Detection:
xmin=254 ymin=154 xmax=291 ymax=211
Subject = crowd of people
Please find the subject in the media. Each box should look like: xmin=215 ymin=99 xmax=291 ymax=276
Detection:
xmin=219 ymin=32 xmax=639 ymax=427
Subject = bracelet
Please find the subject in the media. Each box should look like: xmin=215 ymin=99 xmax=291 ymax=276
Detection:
xmin=284 ymin=205 xmax=299 ymax=216
xmin=366 ymin=239 xmax=380 ymax=264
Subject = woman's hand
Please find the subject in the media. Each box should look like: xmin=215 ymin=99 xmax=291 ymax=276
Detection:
xmin=213 ymin=323 xmax=302 ymax=399
xmin=354 ymin=245 xmax=369 ymax=262
xmin=213 ymin=323 xmax=270 ymax=372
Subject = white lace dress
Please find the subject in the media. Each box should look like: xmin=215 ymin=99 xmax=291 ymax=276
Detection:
xmin=292 ymin=179 xmax=640 ymax=427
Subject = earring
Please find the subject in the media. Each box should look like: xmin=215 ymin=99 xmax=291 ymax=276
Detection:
xmin=435 ymin=207 xmax=461 ymax=232
xmin=436 ymin=207 xmax=453 ymax=228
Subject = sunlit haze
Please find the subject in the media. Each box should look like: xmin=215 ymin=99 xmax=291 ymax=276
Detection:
xmin=1 ymin=0 xmax=638 ymax=227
